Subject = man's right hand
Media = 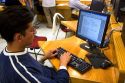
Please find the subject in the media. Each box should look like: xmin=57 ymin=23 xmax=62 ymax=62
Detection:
xmin=60 ymin=52 xmax=71 ymax=67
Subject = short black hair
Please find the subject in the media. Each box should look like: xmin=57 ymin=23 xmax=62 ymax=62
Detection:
xmin=0 ymin=6 xmax=34 ymax=43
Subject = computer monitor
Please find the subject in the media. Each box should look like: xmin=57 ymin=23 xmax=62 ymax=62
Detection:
xmin=76 ymin=10 xmax=110 ymax=54
xmin=0 ymin=0 xmax=5 ymax=3
xmin=90 ymin=0 xmax=106 ymax=12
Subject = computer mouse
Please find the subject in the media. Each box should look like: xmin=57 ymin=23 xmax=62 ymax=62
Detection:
xmin=100 ymin=60 xmax=112 ymax=69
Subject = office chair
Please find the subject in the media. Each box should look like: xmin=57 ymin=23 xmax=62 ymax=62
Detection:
xmin=52 ymin=13 xmax=72 ymax=40
xmin=27 ymin=35 xmax=47 ymax=60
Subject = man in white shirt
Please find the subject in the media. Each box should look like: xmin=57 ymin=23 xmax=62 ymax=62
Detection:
xmin=42 ymin=0 xmax=56 ymax=28
xmin=69 ymin=0 xmax=90 ymax=10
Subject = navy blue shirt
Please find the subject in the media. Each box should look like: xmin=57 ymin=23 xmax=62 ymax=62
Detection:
xmin=0 ymin=48 xmax=69 ymax=83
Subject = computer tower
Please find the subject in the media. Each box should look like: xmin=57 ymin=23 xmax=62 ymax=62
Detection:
xmin=111 ymin=0 xmax=116 ymax=8
xmin=113 ymin=0 xmax=125 ymax=22
xmin=121 ymin=19 xmax=125 ymax=46
xmin=90 ymin=0 xmax=105 ymax=12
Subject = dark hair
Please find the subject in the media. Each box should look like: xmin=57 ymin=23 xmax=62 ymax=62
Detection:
xmin=0 ymin=6 xmax=34 ymax=43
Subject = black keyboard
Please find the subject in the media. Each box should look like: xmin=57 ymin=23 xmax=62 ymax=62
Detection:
xmin=55 ymin=47 xmax=92 ymax=74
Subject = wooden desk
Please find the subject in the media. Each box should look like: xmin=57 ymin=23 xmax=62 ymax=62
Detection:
xmin=0 ymin=5 xmax=4 ymax=11
xmin=56 ymin=0 xmax=91 ymax=5
xmin=61 ymin=21 xmax=78 ymax=32
xmin=39 ymin=36 xmax=118 ymax=83
xmin=112 ymin=32 xmax=125 ymax=83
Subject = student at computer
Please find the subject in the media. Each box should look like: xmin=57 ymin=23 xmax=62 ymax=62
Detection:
xmin=69 ymin=0 xmax=90 ymax=10
xmin=0 ymin=6 xmax=71 ymax=83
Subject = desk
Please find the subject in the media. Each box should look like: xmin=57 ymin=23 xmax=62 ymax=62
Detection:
xmin=0 ymin=5 xmax=4 ymax=11
xmin=61 ymin=21 xmax=78 ymax=32
xmin=39 ymin=36 xmax=118 ymax=83
xmin=56 ymin=0 xmax=91 ymax=5
xmin=112 ymin=32 xmax=125 ymax=83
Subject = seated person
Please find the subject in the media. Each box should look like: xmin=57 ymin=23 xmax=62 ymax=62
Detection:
xmin=69 ymin=0 xmax=90 ymax=10
xmin=0 ymin=6 xmax=71 ymax=83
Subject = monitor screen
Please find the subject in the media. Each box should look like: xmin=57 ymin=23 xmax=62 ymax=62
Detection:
xmin=76 ymin=10 xmax=110 ymax=49
xmin=0 ymin=0 xmax=5 ymax=3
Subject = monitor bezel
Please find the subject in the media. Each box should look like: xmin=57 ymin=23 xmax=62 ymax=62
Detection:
xmin=76 ymin=9 xmax=110 ymax=48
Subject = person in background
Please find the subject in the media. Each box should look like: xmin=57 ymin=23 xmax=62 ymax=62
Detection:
xmin=0 ymin=6 xmax=71 ymax=83
xmin=42 ymin=0 xmax=56 ymax=28
xmin=69 ymin=0 xmax=90 ymax=10
xmin=32 ymin=0 xmax=42 ymax=28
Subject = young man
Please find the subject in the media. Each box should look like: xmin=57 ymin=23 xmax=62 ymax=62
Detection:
xmin=0 ymin=6 xmax=71 ymax=83
xmin=42 ymin=0 xmax=56 ymax=28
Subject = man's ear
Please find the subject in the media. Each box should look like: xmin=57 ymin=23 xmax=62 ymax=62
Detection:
xmin=14 ymin=33 xmax=23 ymax=41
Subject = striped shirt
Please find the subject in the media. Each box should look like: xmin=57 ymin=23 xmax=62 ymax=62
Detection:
xmin=0 ymin=48 xmax=69 ymax=83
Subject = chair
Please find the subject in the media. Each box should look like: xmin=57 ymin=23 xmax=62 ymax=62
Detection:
xmin=52 ymin=13 xmax=72 ymax=40
xmin=27 ymin=35 xmax=47 ymax=60
xmin=58 ymin=24 xmax=72 ymax=39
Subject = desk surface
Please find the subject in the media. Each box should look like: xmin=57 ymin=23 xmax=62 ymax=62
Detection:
xmin=56 ymin=0 xmax=91 ymax=4
xmin=61 ymin=21 xmax=78 ymax=32
xmin=39 ymin=36 xmax=118 ymax=83
xmin=0 ymin=5 xmax=4 ymax=11
xmin=112 ymin=32 xmax=125 ymax=82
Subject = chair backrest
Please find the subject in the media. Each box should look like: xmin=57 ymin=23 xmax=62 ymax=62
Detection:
xmin=29 ymin=35 xmax=47 ymax=48
xmin=48 ymin=13 xmax=65 ymax=40
xmin=52 ymin=13 xmax=64 ymax=35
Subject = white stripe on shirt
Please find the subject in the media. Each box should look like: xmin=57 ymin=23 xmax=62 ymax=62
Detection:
xmin=15 ymin=56 xmax=41 ymax=83
xmin=9 ymin=56 xmax=31 ymax=83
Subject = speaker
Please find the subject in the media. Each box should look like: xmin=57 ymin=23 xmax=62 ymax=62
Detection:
xmin=121 ymin=19 xmax=125 ymax=46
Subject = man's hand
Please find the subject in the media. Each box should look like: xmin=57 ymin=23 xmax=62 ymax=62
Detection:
xmin=60 ymin=52 xmax=71 ymax=67
xmin=42 ymin=49 xmax=57 ymax=62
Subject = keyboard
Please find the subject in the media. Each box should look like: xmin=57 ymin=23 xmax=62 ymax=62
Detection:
xmin=55 ymin=47 xmax=92 ymax=74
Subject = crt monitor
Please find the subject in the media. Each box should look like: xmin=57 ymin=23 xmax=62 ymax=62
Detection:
xmin=76 ymin=10 xmax=110 ymax=53
xmin=90 ymin=0 xmax=106 ymax=12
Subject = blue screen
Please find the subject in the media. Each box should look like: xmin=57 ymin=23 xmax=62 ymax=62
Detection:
xmin=77 ymin=10 xmax=109 ymax=46
xmin=0 ymin=0 xmax=5 ymax=3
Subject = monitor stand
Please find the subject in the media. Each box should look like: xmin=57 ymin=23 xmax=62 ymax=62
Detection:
xmin=80 ymin=43 xmax=113 ymax=68
xmin=80 ymin=43 xmax=101 ymax=54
